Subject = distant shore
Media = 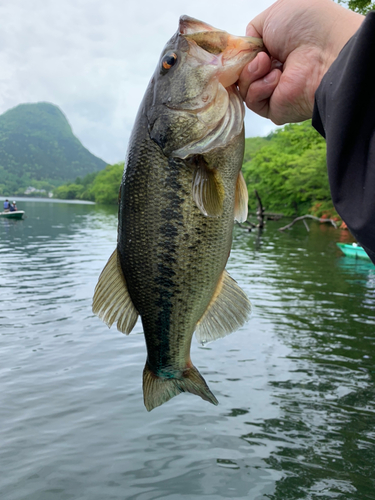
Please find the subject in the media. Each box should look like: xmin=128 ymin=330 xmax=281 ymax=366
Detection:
xmin=3 ymin=196 xmax=95 ymax=205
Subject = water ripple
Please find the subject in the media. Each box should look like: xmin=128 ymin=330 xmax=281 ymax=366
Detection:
xmin=1 ymin=201 xmax=375 ymax=500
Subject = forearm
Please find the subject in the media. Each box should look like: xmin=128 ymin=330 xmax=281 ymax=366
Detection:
xmin=313 ymin=12 xmax=375 ymax=262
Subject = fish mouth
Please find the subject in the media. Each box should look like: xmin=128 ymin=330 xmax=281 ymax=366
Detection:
xmin=179 ymin=15 xmax=263 ymax=88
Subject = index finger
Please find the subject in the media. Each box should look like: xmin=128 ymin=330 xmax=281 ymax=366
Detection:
xmin=245 ymin=6 xmax=271 ymax=38
xmin=246 ymin=23 xmax=261 ymax=38
xmin=238 ymin=51 xmax=272 ymax=100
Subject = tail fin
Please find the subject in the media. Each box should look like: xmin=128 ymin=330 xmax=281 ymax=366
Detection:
xmin=143 ymin=363 xmax=219 ymax=411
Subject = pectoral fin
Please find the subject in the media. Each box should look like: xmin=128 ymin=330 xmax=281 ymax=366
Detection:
xmin=195 ymin=269 xmax=251 ymax=345
xmin=92 ymin=249 xmax=139 ymax=334
xmin=192 ymin=159 xmax=225 ymax=217
xmin=234 ymin=171 xmax=248 ymax=223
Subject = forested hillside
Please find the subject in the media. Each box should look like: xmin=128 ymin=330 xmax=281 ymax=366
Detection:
xmin=54 ymin=120 xmax=335 ymax=218
xmin=53 ymin=162 xmax=124 ymax=204
xmin=0 ymin=102 xmax=107 ymax=196
xmin=243 ymin=120 xmax=333 ymax=217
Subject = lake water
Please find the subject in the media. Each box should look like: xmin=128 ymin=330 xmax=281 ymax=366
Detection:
xmin=1 ymin=198 xmax=375 ymax=500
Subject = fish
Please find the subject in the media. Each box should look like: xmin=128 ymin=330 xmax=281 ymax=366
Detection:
xmin=92 ymin=16 xmax=263 ymax=411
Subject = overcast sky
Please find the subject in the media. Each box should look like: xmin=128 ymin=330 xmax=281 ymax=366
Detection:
xmin=0 ymin=0 xmax=276 ymax=165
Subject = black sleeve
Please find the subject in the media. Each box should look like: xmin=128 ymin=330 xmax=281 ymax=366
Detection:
xmin=312 ymin=12 xmax=375 ymax=264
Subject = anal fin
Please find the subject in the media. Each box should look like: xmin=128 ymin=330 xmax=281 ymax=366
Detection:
xmin=195 ymin=269 xmax=251 ymax=345
xmin=92 ymin=249 xmax=139 ymax=334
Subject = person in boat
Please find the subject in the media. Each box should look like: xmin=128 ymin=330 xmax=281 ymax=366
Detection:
xmin=239 ymin=0 xmax=375 ymax=264
xmin=3 ymin=199 xmax=11 ymax=212
xmin=9 ymin=201 xmax=17 ymax=212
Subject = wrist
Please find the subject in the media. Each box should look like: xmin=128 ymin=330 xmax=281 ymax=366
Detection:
xmin=324 ymin=4 xmax=364 ymax=72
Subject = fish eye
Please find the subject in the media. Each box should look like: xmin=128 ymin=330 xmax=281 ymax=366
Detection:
xmin=162 ymin=52 xmax=177 ymax=70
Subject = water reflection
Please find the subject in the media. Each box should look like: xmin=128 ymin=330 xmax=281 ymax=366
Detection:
xmin=1 ymin=200 xmax=375 ymax=500
xmin=231 ymin=222 xmax=375 ymax=499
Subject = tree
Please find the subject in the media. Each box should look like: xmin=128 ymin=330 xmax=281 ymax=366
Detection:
xmin=53 ymin=183 xmax=84 ymax=200
xmin=243 ymin=121 xmax=334 ymax=216
xmin=89 ymin=162 xmax=124 ymax=204
xmin=337 ymin=0 xmax=375 ymax=14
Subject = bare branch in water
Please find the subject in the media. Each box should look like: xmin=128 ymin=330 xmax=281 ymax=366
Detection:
xmin=279 ymin=215 xmax=337 ymax=232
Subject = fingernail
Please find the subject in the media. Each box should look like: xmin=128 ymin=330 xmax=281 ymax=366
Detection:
xmin=263 ymin=70 xmax=277 ymax=84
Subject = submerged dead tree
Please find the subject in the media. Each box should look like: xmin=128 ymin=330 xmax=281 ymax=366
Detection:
xmin=254 ymin=189 xmax=265 ymax=229
xmin=237 ymin=191 xmax=282 ymax=232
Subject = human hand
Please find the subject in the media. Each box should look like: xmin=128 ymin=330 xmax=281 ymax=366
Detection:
xmin=238 ymin=0 xmax=364 ymax=124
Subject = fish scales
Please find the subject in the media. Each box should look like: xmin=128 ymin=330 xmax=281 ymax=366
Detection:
xmin=119 ymin=115 xmax=242 ymax=373
xmin=93 ymin=15 xmax=263 ymax=410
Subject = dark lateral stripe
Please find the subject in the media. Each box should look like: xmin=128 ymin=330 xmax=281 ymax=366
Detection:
xmin=153 ymin=158 xmax=185 ymax=370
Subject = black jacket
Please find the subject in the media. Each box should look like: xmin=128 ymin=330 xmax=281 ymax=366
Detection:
xmin=313 ymin=12 xmax=375 ymax=264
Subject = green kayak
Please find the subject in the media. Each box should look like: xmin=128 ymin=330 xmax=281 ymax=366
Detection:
xmin=336 ymin=242 xmax=370 ymax=260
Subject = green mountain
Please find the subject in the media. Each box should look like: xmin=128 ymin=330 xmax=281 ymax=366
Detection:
xmin=0 ymin=102 xmax=107 ymax=196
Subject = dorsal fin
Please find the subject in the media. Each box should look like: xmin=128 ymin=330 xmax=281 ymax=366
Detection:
xmin=195 ymin=269 xmax=251 ymax=345
xmin=92 ymin=249 xmax=139 ymax=334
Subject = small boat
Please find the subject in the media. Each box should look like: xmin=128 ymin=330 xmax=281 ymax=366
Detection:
xmin=0 ymin=210 xmax=25 ymax=220
xmin=336 ymin=242 xmax=370 ymax=260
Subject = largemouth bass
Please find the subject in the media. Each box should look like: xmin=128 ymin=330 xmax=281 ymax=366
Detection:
xmin=93 ymin=16 xmax=263 ymax=411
